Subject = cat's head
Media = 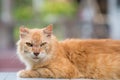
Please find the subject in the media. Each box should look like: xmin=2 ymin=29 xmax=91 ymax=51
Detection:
xmin=17 ymin=24 xmax=53 ymax=62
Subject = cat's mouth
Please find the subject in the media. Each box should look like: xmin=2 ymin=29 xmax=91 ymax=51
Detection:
xmin=32 ymin=57 xmax=39 ymax=59
xmin=32 ymin=57 xmax=40 ymax=62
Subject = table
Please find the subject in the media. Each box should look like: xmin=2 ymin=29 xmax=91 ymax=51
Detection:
xmin=0 ymin=72 xmax=94 ymax=80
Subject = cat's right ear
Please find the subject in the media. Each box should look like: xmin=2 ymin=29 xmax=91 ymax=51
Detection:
xmin=19 ymin=26 xmax=29 ymax=38
xmin=43 ymin=24 xmax=53 ymax=38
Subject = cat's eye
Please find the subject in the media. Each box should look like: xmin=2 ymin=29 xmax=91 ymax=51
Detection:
xmin=40 ymin=42 xmax=47 ymax=47
xmin=26 ymin=42 xmax=33 ymax=47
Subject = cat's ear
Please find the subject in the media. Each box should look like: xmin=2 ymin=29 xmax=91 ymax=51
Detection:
xmin=19 ymin=26 xmax=29 ymax=38
xmin=43 ymin=24 xmax=53 ymax=37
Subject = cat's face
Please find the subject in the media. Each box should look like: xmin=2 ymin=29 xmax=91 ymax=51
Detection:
xmin=18 ymin=25 xmax=53 ymax=62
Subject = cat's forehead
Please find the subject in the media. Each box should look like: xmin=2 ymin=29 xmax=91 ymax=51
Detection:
xmin=31 ymin=30 xmax=42 ymax=43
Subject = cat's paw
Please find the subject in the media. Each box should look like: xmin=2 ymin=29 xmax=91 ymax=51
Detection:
xmin=17 ymin=70 xmax=39 ymax=78
xmin=17 ymin=70 xmax=30 ymax=78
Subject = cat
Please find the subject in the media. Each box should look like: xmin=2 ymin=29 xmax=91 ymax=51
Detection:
xmin=17 ymin=24 xmax=120 ymax=79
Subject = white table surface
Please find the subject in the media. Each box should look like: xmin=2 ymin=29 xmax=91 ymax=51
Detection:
xmin=0 ymin=72 xmax=94 ymax=80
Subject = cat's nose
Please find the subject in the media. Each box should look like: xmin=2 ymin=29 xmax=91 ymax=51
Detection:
xmin=33 ymin=52 xmax=39 ymax=56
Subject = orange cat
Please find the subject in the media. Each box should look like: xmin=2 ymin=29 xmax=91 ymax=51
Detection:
xmin=17 ymin=24 xmax=120 ymax=79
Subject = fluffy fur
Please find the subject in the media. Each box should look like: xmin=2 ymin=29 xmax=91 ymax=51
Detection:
xmin=17 ymin=25 xmax=120 ymax=79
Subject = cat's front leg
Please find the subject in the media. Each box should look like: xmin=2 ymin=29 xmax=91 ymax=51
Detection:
xmin=17 ymin=68 xmax=55 ymax=78
xmin=17 ymin=70 xmax=40 ymax=78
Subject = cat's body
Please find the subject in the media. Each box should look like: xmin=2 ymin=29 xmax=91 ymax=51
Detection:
xmin=17 ymin=25 xmax=120 ymax=79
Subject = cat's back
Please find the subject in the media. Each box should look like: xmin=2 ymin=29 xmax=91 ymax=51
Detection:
xmin=60 ymin=39 xmax=120 ymax=57
xmin=60 ymin=39 xmax=120 ymax=45
xmin=60 ymin=39 xmax=120 ymax=79
xmin=60 ymin=39 xmax=120 ymax=51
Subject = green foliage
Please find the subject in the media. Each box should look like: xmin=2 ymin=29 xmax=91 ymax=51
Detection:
xmin=13 ymin=1 xmax=76 ymax=21
xmin=14 ymin=0 xmax=32 ymax=7
xmin=14 ymin=6 xmax=33 ymax=20
xmin=13 ymin=0 xmax=32 ymax=21
xmin=41 ymin=2 xmax=76 ymax=18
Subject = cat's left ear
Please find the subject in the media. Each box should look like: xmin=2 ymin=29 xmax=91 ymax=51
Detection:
xmin=43 ymin=24 xmax=53 ymax=37
xmin=19 ymin=26 xmax=29 ymax=38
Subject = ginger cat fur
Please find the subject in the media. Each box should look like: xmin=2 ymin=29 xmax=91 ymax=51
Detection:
xmin=17 ymin=25 xmax=120 ymax=79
